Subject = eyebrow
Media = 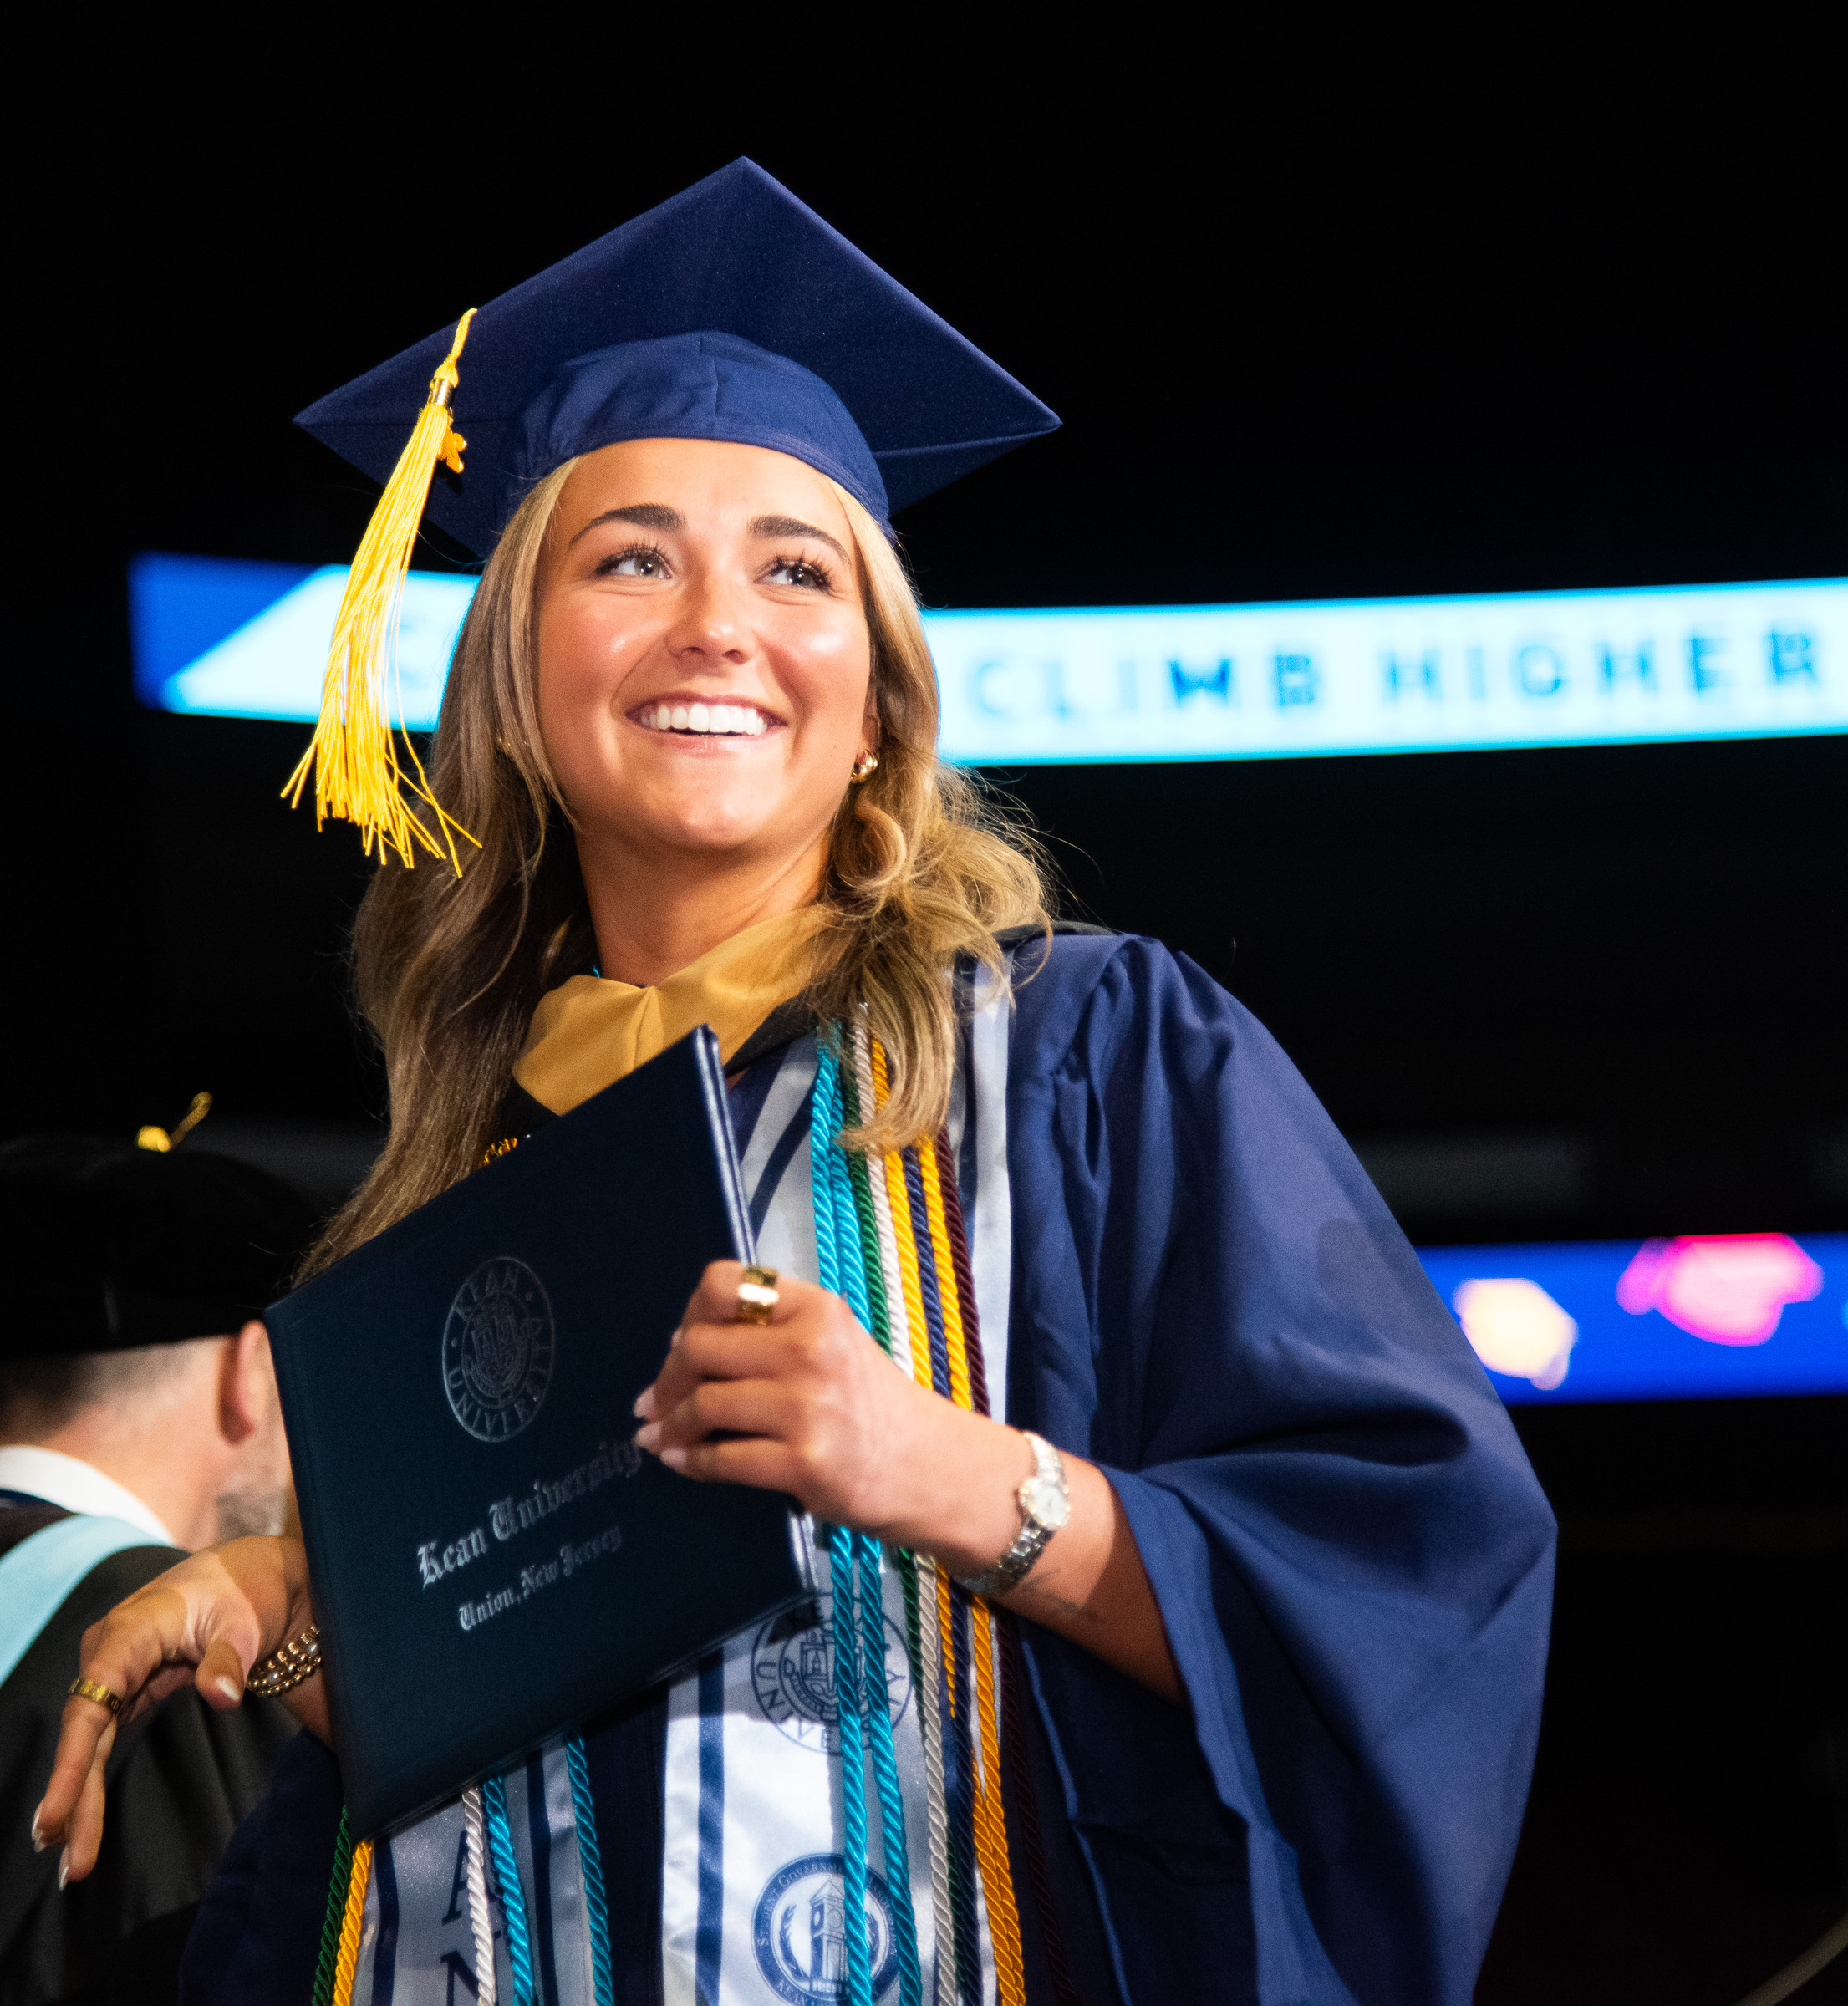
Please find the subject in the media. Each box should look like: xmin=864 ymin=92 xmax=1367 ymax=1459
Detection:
xmin=566 ymin=502 xmax=848 ymax=563
xmin=750 ymin=514 xmax=848 ymax=562
xmin=568 ymin=502 xmax=684 ymax=547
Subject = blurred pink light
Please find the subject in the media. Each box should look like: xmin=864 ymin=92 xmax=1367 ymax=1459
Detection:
xmin=1616 ymin=1234 xmax=1824 ymax=1345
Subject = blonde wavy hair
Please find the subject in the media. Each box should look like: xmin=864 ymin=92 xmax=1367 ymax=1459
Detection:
xmin=308 ymin=457 xmax=1050 ymax=1273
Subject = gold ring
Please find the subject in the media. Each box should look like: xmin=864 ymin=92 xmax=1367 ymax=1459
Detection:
xmin=736 ymin=1265 xmax=779 ymax=1326
xmin=68 ymin=1677 xmax=122 ymax=1715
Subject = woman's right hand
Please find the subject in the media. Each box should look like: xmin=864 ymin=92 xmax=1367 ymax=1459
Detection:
xmin=31 ymin=1535 xmax=323 ymax=1885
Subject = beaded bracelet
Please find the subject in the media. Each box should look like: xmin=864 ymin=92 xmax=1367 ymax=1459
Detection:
xmin=247 ymin=1622 xmax=323 ymax=1698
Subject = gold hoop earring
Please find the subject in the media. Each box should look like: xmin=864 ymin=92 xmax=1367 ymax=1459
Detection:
xmin=850 ymin=750 xmax=879 ymax=782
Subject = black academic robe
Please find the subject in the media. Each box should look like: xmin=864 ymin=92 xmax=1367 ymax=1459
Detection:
xmin=0 ymin=1499 xmax=298 ymax=2006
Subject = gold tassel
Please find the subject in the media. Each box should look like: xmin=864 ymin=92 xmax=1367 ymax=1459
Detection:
xmin=137 ymin=1091 xmax=212 ymax=1153
xmin=283 ymin=312 xmax=484 ymax=872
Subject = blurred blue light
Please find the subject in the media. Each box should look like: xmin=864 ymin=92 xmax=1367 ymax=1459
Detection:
xmin=1419 ymin=1234 xmax=1846 ymax=1404
xmin=130 ymin=553 xmax=314 ymax=709
xmin=131 ymin=554 xmax=1846 ymax=762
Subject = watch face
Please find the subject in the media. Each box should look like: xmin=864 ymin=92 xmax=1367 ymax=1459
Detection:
xmin=1023 ymin=1473 xmax=1072 ymax=1530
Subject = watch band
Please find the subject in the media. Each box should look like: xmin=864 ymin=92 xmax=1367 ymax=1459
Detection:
xmin=955 ymin=1431 xmax=1068 ymax=1598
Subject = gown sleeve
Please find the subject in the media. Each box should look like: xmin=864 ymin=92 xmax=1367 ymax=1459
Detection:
xmin=1004 ymin=934 xmax=1555 ymax=2006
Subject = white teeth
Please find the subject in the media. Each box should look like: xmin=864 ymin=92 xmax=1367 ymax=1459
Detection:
xmin=642 ymin=702 xmax=771 ymax=734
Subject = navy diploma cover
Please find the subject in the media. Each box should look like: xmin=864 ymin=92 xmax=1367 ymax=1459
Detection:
xmin=267 ymin=1030 xmax=817 ymax=1835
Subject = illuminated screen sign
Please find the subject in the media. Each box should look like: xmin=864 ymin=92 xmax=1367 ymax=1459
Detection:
xmin=133 ymin=555 xmax=1845 ymax=763
xmin=1419 ymin=1233 xmax=1845 ymax=1404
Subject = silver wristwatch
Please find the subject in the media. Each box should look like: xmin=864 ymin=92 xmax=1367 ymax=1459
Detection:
xmin=955 ymin=1432 xmax=1070 ymax=1597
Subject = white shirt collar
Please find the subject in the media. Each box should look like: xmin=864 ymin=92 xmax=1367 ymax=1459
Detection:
xmin=0 ymin=1445 xmax=179 ymax=1546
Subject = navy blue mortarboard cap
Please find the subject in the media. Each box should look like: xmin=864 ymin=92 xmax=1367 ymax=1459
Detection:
xmin=296 ymin=159 xmax=1059 ymax=550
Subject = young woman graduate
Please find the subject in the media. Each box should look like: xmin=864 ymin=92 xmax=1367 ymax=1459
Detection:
xmin=34 ymin=160 xmax=1555 ymax=2006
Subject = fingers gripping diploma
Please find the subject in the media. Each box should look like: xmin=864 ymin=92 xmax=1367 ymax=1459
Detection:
xmin=634 ymin=1261 xmax=1184 ymax=1706
xmin=631 ymin=1260 xmax=1035 ymax=1559
xmin=32 ymin=1535 xmax=323 ymax=1885
xmin=632 ymin=1261 xmax=947 ymax=1533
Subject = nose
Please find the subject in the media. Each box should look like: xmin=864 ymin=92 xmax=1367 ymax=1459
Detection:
xmin=666 ymin=563 xmax=751 ymax=667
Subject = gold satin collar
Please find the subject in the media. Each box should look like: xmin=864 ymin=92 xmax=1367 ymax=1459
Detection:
xmin=513 ymin=906 xmax=825 ymax=1115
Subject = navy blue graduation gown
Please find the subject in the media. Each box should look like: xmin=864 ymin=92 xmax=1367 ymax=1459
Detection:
xmin=181 ymin=934 xmax=1552 ymax=2004
xmin=1000 ymin=934 xmax=1553 ymax=2003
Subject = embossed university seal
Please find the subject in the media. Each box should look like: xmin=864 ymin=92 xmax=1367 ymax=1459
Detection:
xmin=441 ymin=1257 xmax=556 ymax=1443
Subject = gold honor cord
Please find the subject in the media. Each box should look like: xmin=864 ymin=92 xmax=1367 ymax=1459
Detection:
xmin=283 ymin=312 xmax=483 ymax=873
xmin=914 ymin=1124 xmax=1026 ymax=2006
xmin=330 ymin=1839 xmax=372 ymax=2006
xmin=867 ymin=1031 xmax=1028 ymax=2006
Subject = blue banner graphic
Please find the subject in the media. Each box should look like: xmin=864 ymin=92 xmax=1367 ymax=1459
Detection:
xmin=132 ymin=555 xmax=1845 ymax=763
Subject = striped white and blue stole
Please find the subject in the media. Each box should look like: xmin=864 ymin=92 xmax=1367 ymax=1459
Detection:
xmin=326 ymin=987 xmax=1050 ymax=2006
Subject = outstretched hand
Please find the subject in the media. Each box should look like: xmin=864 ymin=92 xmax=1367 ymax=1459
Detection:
xmin=32 ymin=1535 xmax=322 ymax=1885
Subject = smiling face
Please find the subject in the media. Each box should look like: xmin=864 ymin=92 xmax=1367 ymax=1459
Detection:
xmin=534 ymin=437 xmax=877 ymax=894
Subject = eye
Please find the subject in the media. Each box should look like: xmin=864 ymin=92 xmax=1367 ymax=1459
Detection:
xmin=763 ymin=552 xmax=835 ymax=592
xmin=596 ymin=542 xmax=672 ymax=579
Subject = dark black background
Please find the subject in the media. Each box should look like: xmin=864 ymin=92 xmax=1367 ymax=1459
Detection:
xmin=13 ymin=35 xmax=1845 ymax=2004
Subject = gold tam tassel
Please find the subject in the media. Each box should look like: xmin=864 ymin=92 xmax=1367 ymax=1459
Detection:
xmin=137 ymin=1091 xmax=212 ymax=1152
xmin=283 ymin=311 xmax=484 ymax=871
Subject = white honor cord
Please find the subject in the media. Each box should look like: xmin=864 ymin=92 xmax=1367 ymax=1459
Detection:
xmin=853 ymin=1026 xmax=909 ymax=1353
xmin=916 ymin=1559 xmax=958 ymax=2006
xmin=853 ymin=1031 xmax=918 ymax=1413
xmin=461 ymin=1785 xmax=498 ymax=2005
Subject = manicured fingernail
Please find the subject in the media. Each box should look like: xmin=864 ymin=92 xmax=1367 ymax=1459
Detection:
xmin=213 ymin=1675 xmax=242 ymax=1705
xmin=30 ymin=1810 xmax=47 ymax=1852
xmin=58 ymin=1850 xmax=69 ymax=1891
xmin=634 ymin=1422 xmax=661 ymax=1452
xmin=659 ymin=1447 xmax=686 ymax=1472
xmin=632 ymin=1387 xmax=656 ymax=1419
